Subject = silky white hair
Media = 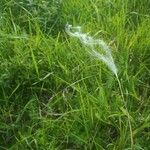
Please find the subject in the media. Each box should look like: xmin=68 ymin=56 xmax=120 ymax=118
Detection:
xmin=65 ymin=24 xmax=118 ymax=76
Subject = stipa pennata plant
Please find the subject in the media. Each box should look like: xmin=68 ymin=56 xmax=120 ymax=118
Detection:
xmin=65 ymin=24 xmax=134 ymax=148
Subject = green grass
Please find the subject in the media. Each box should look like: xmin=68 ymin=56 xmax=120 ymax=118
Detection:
xmin=0 ymin=0 xmax=150 ymax=149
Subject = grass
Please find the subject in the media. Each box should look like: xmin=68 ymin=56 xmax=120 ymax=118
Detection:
xmin=0 ymin=0 xmax=150 ymax=149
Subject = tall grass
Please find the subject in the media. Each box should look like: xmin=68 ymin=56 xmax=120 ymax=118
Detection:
xmin=66 ymin=23 xmax=135 ymax=148
xmin=0 ymin=0 xmax=150 ymax=149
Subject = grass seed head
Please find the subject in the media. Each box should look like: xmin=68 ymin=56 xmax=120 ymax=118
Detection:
xmin=65 ymin=24 xmax=118 ymax=76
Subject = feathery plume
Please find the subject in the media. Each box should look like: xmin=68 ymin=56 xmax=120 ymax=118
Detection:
xmin=65 ymin=24 xmax=117 ymax=76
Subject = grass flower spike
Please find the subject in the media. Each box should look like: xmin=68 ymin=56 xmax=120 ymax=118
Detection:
xmin=65 ymin=24 xmax=118 ymax=76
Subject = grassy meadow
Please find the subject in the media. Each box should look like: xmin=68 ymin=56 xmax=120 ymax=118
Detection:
xmin=0 ymin=0 xmax=150 ymax=149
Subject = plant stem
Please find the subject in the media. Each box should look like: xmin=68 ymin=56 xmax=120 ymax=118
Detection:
xmin=116 ymin=74 xmax=134 ymax=148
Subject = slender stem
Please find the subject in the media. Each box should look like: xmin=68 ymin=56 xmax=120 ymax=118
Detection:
xmin=116 ymin=74 xmax=134 ymax=148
